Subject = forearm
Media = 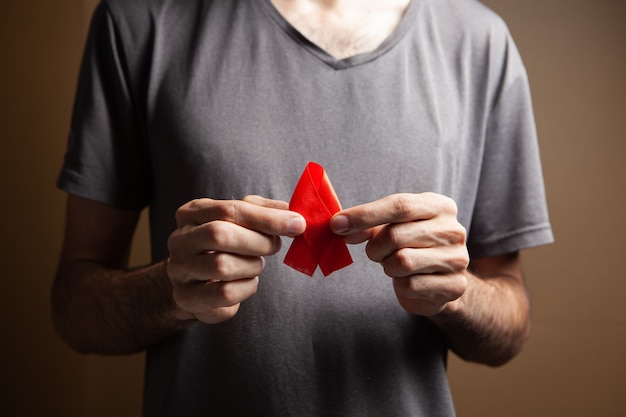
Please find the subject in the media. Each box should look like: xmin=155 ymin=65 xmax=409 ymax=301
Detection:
xmin=52 ymin=259 xmax=194 ymax=355
xmin=430 ymin=262 xmax=531 ymax=366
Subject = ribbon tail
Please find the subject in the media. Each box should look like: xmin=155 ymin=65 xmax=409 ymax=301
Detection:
xmin=284 ymin=236 xmax=318 ymax=277
xmin=318 ymin=237 xmax=353 ymax=277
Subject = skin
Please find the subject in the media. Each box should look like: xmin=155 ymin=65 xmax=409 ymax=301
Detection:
xmin=52 ymin=193 xmax=530 ymax=366
xmin=271 ymin=0 xmax=412 ymax=59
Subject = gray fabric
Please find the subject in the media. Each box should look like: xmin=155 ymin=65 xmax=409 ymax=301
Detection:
xmin=57 ymin=0 xmax=554 ymax=415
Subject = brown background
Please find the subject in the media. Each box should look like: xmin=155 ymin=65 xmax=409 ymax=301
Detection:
xmin=1 ymin=0 xmax=624 ymax=415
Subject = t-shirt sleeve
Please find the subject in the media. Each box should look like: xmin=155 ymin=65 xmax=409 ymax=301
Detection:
xmin=467 ymin=30 xmax=554 ymax=258
xmin=57 ymin=1 xmax=150 ymax=210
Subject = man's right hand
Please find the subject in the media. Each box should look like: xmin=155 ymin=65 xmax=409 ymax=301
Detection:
xmin=166 ymin=196 xmax=306 ymax=324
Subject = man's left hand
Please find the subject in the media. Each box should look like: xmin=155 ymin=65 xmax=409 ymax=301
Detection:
xmin=330 ymin=193 xmax=470 ymax=316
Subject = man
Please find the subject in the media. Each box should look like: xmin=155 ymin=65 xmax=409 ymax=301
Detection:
xmin=53 ymin=0 xmax=553 ymax=415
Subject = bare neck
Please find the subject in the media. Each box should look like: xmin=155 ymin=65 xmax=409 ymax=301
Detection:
xmin=271 ymin=0 xmax=411 ymax=60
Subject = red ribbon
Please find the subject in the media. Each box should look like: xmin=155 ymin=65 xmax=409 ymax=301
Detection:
xmin=284 ymin=162 xmax=353 ymax=277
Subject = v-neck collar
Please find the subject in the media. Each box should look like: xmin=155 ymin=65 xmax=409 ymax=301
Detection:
xmin=257 ymin=0 xmax=419 ymax=70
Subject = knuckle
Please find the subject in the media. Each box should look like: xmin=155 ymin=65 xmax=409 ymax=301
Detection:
xmin=449 ymin=255 xmax=470 ymax=273
xmin=203 ymin=221 xmax=234 ymax=249
xmin=439 ymin=222 xmax=467 ymax=246
xmin=174 ymin=205 xmax=191 ymax=226
xmin=214 ymin=282 xmax=238 ymax=306
xmin=210 ymin=253 xmax=234 ymax=278
xmin=242 ymin=195 xmax=263 ymax=205
xmin=444 ymin=198 xmax=459 ymax=216
xmin=391 ymin=193 xmax=416 ymax=217
xmin=166 ymin=258 xmax=182 ymax=281
xmin=177 ymin=199 xmax=242 ymax=226
xmin=167 ymin=227 xmax=189 ymax=253
xmin=454 ymin=273 xmax=469 ymax=294
xmin=167 ymin=231 xmax=179 ymax=254
xmin=364 ymin=240 xmax=380 ymax=262
xmin=394 ymin=249 xmax=415 ymax=273
xmin=202 ymin=305 xmax=241 ymax=324
xmin=214 ymin=280 xmax=257 ymax=307
xmin=387 ymin=224 xmax=406 ymax=247
xmin=382 ymin=249 xmax=414 ymax=277
xmin=165 ymin=247 xmax=189 ymax=285
xmin=213 ymin=200 xmax=239 ymax=222
xmin=393 ymin=271 xmax=469 ymax=316
xmin=440 ymin=273 xmax=468 ymax=300
xmin=176 ymin=199 xmax=204 ymax=222
xmin=422 ymin=192 xmax=458 ymax=216
xmin=440 ymin=247 xmax=469 ymax=273
xmin=454 ymin=223 xmax=467 ymax=243
xmin=187 ymin=198 xmax=214 ymax=212
xmin=437 ymin=194 xmax=459 ymax=215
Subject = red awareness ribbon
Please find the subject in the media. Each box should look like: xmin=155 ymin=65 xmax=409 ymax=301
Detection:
xmin=284 ymin=162 xmax=353 ymax=277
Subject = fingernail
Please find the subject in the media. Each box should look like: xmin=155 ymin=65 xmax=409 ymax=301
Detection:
xmin=287 ymin=217 xmax=306 ymax=236
xmin=331 ymin=215 xmax=351 ymax=234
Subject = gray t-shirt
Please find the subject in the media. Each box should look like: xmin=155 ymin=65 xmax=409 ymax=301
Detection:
xmin=58 ymin=0 xmax=553 ymax=415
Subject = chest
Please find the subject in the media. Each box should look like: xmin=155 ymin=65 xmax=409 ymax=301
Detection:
xmin=143 ymin=1 xmax=487 ymax=228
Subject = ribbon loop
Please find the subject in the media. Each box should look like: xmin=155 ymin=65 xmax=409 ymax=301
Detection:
xmin=284 ymin=162 xmax=353 ymax=277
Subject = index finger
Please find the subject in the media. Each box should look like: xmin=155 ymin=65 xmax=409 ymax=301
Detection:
xmin=176 ymin=198 xmax=306 ymax=237
xmin=330 ymin=193 xmax=452 ymax=235
xmin=242 ymin=195 xmax=289 ymax=210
